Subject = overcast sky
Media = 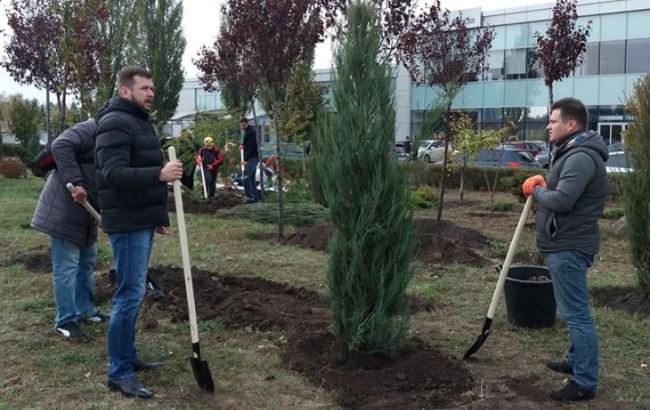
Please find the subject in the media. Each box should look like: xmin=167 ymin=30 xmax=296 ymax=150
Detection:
xmin=1 ymin=0 xmax=550 ymax=103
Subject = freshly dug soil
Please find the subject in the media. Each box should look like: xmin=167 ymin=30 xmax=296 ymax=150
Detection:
xmin=1 ymin=246 xmax=52 ymax=273
xmin=591 ymin=286 xmax=650 ymax=318
xmin=283 ymin=330 xmax=473 ymax=409
xmin=167 ymin=189 xmax=244 ymax=214
xmin=281 ymin=219 xmax=491 ymax=265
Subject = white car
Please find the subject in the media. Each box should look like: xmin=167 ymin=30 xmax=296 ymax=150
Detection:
xmin=418 ymin=139 xmax=446 ymax=163
xmin=606 ymin=151 xmax=634 ymax=174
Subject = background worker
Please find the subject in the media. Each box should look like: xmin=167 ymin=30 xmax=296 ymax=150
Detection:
xmin=196 ymin=136 xmax=224 ymax=198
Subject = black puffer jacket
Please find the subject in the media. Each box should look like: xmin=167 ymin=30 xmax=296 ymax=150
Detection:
xmin=95 ymin=97 xmax=169 ymax=233
xmin=242 ymin=125 xmax=258 ymax=161
xmin=31 ymin=120 xmax=98 ymax=246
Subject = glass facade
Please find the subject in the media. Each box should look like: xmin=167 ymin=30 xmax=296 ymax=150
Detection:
xmin=408 ymin=5 xmax=650 ymax=143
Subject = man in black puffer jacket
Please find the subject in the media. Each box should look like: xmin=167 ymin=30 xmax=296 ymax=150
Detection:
xmin=522 ymin=98 xmax=608 ymax=402
xmin=31 ymin=119 xmax=109 ymax=340
xmin=95 ymin=66 xmax=182 ymax=399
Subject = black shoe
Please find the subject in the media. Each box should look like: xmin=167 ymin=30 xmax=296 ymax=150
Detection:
xmin=85 ymin=311 xmax=110 ymax=323
xmin=550 ymin=381 xmax=595 ymax=402
xmin=107 ymin=378 xmax=153 ymax=399
xmin=55 ymin=321 xmax=86 ymax=339
xmin=133 ymin=357 xmax=161 ymax=372
xmin=546 ymin=360 xmax=573 ymax=375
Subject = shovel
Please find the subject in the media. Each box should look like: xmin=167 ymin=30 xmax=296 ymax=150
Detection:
xmin=168 ymin=147 xmax=215 ymax=392
xmin=198 ymin=162 xmax=208 ymax=200
xmin=463 ymin=195 xmax=533 ymax=360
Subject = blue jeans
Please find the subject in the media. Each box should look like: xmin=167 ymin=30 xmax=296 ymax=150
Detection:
xmin=50 ymin=236 xmax=98 ymax=327
xmin=107 ymin=229 xmax=154 ymax=381
xmin=243 ymin=157 xmax=259 ymax=201
xmin=544 ymin=250 xmax=598 ymax=392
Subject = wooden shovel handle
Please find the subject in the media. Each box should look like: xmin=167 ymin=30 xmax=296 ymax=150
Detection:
xmin=486 ymin=195 xmax=534 ymax=319
xmin=66 ymin=183 xmax=101 ymax=223
xmin=168 ymin=147 xmax=200 ymax=345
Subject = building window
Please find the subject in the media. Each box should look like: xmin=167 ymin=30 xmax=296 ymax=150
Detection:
xmin=526 ymin=48 xmax=543 ymax=78
xmin=575 ymin=42 xmax=600 ymax=76
xmin=626 ymin=38 xmax=650 ymax=73
xmin=599 ymin=40 xmax=625 ymax=75
xmin=505 ymin=49 xmax=527 ymax=80
xmin=484 ymin=50 xmax=504 ymax=81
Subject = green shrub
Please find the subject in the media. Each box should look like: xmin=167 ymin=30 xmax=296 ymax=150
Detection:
xmin=488 ymin=200 xmax=514 ymax=212
xmin=623 ymin=74 xmax=650 ymax=292
xmin=409 ymin=185 xmax=438 ymax=209
xmin=601 ymin=207 xmax=625 ymax=220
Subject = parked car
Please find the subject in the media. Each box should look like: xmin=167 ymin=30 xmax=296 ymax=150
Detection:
xmin=394 ymin=143 xmax=409 ymax=161
xmin=501 ymin=140 xmax=545 ymax=156
xmin=606 ymin=151 xmax=634 ymax=173
xmin=418 ymin=139 xmax=448 ymax=163
xmin=472 ymin=147 xmax=541 ymax=168
xmin=535 ymin=150 xmax=550 ymax=169
xmin=416 ymin=139 xmax=434 ymax=160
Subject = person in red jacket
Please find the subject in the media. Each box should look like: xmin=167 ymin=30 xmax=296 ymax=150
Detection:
xmin=195 ymin=137 xmax=224 ymax=198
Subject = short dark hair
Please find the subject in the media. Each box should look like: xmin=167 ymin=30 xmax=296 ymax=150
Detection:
xmin=550 ymin=97 xmax=587 ymax=128
xmin=117 ymin=66 xmax=152 ymax=88
xmin=239 ymin=117 xmax=248 ymax=124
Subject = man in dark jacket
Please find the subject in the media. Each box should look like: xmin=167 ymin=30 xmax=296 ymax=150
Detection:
xmin=31 ymin=119 xmax=109 ymax=339
xmin=522 ymin=97 xmax=608 ymax=402
xmin=195 ymin=136 xmax=224 ymax=198
xmin=239 ymin=117 xmax=260 ymax=202
xmin=95 ymin=66 xmax=182 ymax=399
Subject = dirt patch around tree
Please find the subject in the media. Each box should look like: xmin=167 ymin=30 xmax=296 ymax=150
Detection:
xmin=283 ymin=330 xmax=474 ymax=409
xmin=280 ymin=219 xmax=492 ymax=265
xmin=167 ymin=188 xmax=244 ymax=214
xmin=0 ymin=246 xmax=52 ymax=273
xmin=591 ymin=286 xmax=650 ymax=318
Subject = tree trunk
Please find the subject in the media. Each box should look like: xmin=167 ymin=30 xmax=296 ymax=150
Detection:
xmin=436 ymin=103 xmax=452 ymax=222
xmin=45 ymin=80 xmax=51 ymax=141
xmin=250 ymin=99 xmax=264 ymax=201
xmin=459 ymin=154 xmax=467 ymax=202
xmin=268 ymin=89 xmax=285 ymax=238
xmin=547 ymin=83 xmax=553 ymax=151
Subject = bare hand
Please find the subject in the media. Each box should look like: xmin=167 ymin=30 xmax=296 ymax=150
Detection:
xmin=155 ymin=225 xmax=171 ymax=234
xmin=71 ymin=186 xmax=87 ymax=203
xmin=159 ymin=160 xmax=183 ymax=182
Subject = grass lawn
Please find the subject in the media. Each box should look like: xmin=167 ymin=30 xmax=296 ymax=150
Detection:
xmin=0 ymin=175 xmax=648 ymax=409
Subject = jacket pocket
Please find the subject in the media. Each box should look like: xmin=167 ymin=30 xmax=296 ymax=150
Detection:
xmin=544 ymin=211 xmax=558 ymax=239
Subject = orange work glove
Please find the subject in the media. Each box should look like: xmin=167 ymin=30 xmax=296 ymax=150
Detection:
xmin=522 ymin=175 xmax=546 ymax=196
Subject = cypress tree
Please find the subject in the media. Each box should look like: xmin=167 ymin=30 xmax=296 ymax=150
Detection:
xmin=624 ymin=75 xmax=650 ymax=293
xmin=313 ymin=1 xmax=415 ymax=355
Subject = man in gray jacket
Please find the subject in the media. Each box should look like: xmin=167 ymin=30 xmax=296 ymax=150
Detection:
xmin=31 ymin=119 xmax=109 ymax=339
xmin=522 ymin=97 xmax=608 ymax=402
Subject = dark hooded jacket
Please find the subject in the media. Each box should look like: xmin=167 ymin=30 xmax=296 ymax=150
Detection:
xmin=31 ymin=120 xmax=98 ymax=246
xmin=533 ymin=129 xmax=609 ymax=255
xmin=94 ymin=97 xmax=169 ymax=233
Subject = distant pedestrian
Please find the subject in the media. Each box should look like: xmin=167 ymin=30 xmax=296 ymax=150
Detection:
xmin=403 ymin=136 xmax=412 ymax=154
xmin=239 ymin=117 xmax=260 ymax=203
xmin=31 ymin=119 xmax=109 ymax=340
xmin=196 ymin=136 xmax=224 ymax=198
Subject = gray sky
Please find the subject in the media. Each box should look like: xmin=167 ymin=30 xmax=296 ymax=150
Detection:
xmin=0 ymin=0 xmax=550 ymax=104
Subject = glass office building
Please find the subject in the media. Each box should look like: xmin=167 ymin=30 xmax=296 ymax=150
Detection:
xmin=406 ymin=0 xmax=650 ymax=147
xmin=175 ymin=0 xmax=650 ymax=146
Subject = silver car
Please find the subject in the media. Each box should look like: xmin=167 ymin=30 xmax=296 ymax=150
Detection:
xmin=418 ymin=139 xmax=447 ymax=163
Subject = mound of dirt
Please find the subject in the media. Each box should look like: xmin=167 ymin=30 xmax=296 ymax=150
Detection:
xmin=282 ymin=220 xmax=492 ymax=265
xmin=167 ymin=189 xmax=244 ymax=214
xmin=591 ymin=286 xmax=650 ymax=318
xmin=1 ymin=246 xmax=52 ymax=273
xmin=283 ymin=330 xmax=473 ymax=409
xmin=144 ymin=266 xmax=330 ymax=331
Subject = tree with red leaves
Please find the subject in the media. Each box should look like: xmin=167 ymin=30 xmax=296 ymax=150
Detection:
xmin=397 ymin=0 xmax=494 ymax=221
xmin=2 ymin=0 xmax=106 ymax=137
xmin=535 ymin=0 xmax=590 ymax=107
xmin=196 ymin=0 xmax=334 ymax=238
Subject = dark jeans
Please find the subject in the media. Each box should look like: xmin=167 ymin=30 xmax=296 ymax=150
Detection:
xmin=544 ymin=250 xmax=598 ymax=392
xmin=203 ymin=167 xmax=217 ymax=198
xmin=107 ymin=228 xmax=154 ymax=381
xmin=243 ymin=158 xmax=259 ymax=201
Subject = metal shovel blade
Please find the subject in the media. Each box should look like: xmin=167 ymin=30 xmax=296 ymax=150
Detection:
xmin=190 ymin=343 xmax=214 ymax=392
xmin=463 ymin=317 xmax=493 ymax=360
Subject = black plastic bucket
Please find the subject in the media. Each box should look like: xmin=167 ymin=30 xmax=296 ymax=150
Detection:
xmin=504 ymin=265 xmax=556 ymax=328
